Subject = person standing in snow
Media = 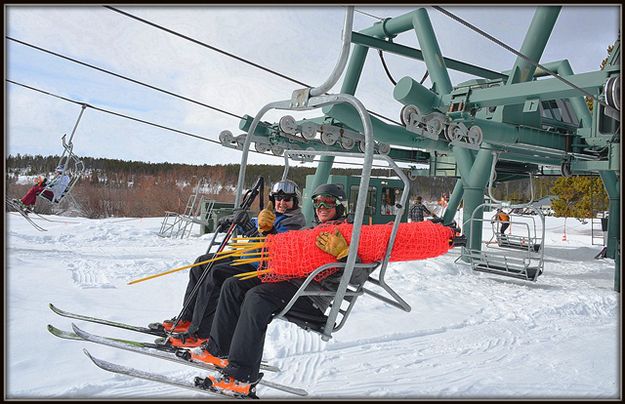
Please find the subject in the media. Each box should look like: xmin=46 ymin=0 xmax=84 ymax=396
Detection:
xmin=185 ymin=183 xmax=375 ymax=397
xmin=151 ymin=179 xmax=306 ymax=348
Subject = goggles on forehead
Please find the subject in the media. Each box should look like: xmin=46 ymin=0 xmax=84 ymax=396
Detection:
xmin=271 ymin=181 xmax=297 ymax=195
xmin=273 ymin=195 xmax=293 ymax=202
xmin=313 ymin=195 xmax=337 ymax=209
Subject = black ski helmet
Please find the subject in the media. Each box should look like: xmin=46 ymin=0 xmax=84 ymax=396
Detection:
xmin=311 ymin=183 xmax=346 ymax=219
xmin=269 ymin=179 xmax=301 ymax=208
xmin=311 ymin=183 xmax=346 ymax=201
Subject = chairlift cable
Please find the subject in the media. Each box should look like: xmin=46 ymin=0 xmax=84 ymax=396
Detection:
xmin=6 ymin=36 xmax=244 ymax=121
xmin=6 ymin=79 xmax=396 ymax=170
xmin=104 ymin=6 xmax=401 ymax=125
xmin=354 ymin=9 xmax=384 ymax=21
xmin=7 ymin=79 xmax=223 ymax=145
xmin=432 ymin=6 xmax=611 ymax=110
xmin=104 ymin=6 xmax=311 ymax=88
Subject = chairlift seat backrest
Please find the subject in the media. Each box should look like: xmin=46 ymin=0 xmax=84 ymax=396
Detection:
xmin=38 ymin=173 xmax=73 ymax=204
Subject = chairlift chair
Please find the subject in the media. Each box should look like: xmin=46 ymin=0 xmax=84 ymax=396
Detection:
xmin=463 ymin=202 xmax=546 ymax=281
xmin=460 ymin=154 xmax=546 ymax=282
xmin=37 ymin=105 xmax=86 ymax=206
xmin=230 ymin=6 xmax=413 ymax=341
xmin=271 ymin=150 xmax=412 ymax=341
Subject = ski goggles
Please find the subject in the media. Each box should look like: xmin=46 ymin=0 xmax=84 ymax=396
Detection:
xmin=271 ymin=181 xmax=297 ymax=195
xmin=273 ymin=195 xmax=293 ymax=202
xmin=313 ymin=195 xmax=338 ymax=209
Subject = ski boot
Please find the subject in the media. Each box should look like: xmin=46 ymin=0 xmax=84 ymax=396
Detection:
xmin=194 ymin=373 xmax=262 ymax=399
xmin=158 ymin=332 xmax=207 ymax=348
xmin=148 ymin=317 xmax=191 ymax=334
xmin=184 ymin=345 xmax=229 ymax=368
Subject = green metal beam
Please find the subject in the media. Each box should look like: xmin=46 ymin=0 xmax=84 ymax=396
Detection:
xmin=497 ymin=152 xmax=561 ymax=167
xmin=412 ymin=8 xmax=453 ymax=96
xmin=571 ymin=160 xmax=613 ymax=172
xmin=505 ymin=6 xmax=561 ymax=85
xmin=533 ymin=60 xmax=593 ymax=128
xmin=599 ymin=171 xmax=620 ymax=264
xmin=302 ymin=42 xmax=372 ymax=223
xmin=452 ymin=70 xmax=609 ymax=108
xmin=351 ymin=32 xmax=507 ymax=80
xmin=443 ymin=180 xmax=464 ymax=225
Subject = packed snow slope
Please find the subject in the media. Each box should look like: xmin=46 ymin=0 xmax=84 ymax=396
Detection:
xmin=5 ymin=212 xmax=620 ymax=399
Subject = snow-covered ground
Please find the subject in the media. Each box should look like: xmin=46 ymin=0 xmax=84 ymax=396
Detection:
xmin=5 ymin=211 xmax=620 ymax=399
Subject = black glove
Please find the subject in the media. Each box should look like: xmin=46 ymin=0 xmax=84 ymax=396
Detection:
xmin=450 ymin=234 xmax=467 ymax=247
xmin=239 ymin=220 xmax=260 ymax=237
xmin=218 ymin=209 xmax=251 ymax=229
xmin=429 ymin=217 xmax=444 ymax=224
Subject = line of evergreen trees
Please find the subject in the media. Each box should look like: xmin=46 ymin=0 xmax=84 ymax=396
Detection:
xmin=6 ymin=154 xmax=608 ymax=219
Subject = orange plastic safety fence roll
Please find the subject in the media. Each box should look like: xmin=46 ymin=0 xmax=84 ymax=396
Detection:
xmin=259 ymin=221 xmax=454 ymax=283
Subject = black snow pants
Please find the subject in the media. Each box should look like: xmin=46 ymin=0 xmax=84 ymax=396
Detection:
xmin=206 ymin=276 xmax=323 ymax=382
xmin=181 ymin=253 xmax=253 ymax=338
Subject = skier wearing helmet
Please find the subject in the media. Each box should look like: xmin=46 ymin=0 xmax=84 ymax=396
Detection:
xmin=185 ymin=183 xmax=374 ymax=398
xmin=150 ymin=179 xmax=306 ymax=349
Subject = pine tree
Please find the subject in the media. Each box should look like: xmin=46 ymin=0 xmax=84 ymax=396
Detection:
xmin=551 ymin=176 xmax=608 ymax=220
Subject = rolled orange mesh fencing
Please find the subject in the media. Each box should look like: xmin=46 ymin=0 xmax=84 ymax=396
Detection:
xmin=237 ymin=221 xmax=455 ymax=283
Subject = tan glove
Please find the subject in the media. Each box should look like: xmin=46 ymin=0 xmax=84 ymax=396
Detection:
xmin=316 ymin=230 xmax=350 ymax=261
xmin=257 ymin=201 xmax=276 ymax=234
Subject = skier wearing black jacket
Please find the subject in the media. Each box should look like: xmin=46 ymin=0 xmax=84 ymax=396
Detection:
xmin=151 ymin=180 xmax=306 ymax=348
xmin=188 ymin=183 xmax=375 ymax=397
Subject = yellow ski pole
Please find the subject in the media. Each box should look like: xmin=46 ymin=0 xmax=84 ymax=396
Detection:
xmin=127 ymin=254 xmax=231 ymax=285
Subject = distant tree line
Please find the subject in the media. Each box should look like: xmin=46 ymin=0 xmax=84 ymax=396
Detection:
xmin=5 ymin=154 xmax=452 ymax=218
xmin=6 ymin=154 xmax=607 ymax=219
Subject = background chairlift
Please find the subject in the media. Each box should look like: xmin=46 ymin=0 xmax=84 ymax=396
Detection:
xmin=460 ymin=156 xmax=546 ymax=282
xmin=37 ymin=105 xmax=86 ymax=208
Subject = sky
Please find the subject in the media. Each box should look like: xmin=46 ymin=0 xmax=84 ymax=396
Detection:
xmin=4 ymin=5 xmax=621 ymax=166
xmin=5 ymin=210 xmax=619 ymax=398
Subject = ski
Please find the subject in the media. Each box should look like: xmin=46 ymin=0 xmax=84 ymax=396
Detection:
xmin=49 ymin=324 xmax=282 ymax=375
xmin=82 ymin=349 xmax=243 ymax=399
xmin=56 ymin=325 xmax=305 ymax=396
xmin=6 ymin=198 xmax=47 ymax=231
xmin=70 ymin=324 xmax=284 ymax=378
xmin=48 ymin=304 xmax=282 ymax=373
xmin=48 ymin=303 xmax=167 ymax=337
xmin=47 ymin=324 xmax=177 ymax=353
